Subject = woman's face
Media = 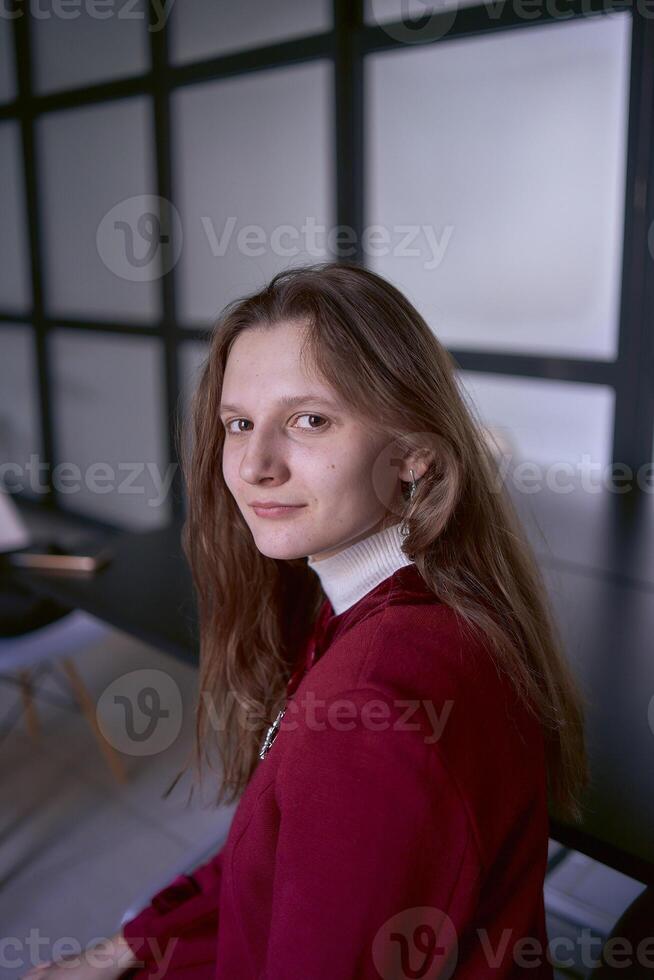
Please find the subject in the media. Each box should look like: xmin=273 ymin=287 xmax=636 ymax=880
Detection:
xmin=220 ymin=319 xmax=403 ymax=562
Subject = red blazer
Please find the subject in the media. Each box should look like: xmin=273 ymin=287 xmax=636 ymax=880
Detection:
xmin=123 ymin=563 xmax=554 ymax=978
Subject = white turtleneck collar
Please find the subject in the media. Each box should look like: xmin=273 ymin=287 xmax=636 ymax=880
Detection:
xmin=307 ymin=521 xmax=414 ymax=616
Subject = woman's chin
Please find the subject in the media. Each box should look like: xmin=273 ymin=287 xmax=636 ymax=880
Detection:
xmin=251 ymin=532 xmax=311 ymax=562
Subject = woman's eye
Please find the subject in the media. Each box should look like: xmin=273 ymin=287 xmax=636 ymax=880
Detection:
xmin=224 ymin=419 xmax=252 ymax=434
xmin=223 ymin=414 xmax=328 ymax=434
xmin=293 ymin=413 xmax=328 ymax=431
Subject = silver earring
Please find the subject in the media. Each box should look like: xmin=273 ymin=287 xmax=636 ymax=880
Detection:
xmin=400 ymin=469 xmax=418 ymax=540
xmin=409 ymin=468 xmax=417 ymax=501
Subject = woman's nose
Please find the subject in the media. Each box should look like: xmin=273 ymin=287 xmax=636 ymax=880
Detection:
xmin=239 ymin=430 xmax=288 ymax=484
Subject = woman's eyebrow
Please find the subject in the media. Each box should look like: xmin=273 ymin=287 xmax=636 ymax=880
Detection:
xmin=219 ymin=393 xmax=338 ymax=413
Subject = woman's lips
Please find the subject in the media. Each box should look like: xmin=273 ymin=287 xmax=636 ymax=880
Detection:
xmin=251 ymin=504 xmax=306 ymax=519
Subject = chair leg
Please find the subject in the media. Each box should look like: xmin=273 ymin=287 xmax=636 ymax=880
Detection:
xmin=58 ymin=657 xmax=128 ymax=786
xmin=18 ymin=669 xmax=40 ymax=742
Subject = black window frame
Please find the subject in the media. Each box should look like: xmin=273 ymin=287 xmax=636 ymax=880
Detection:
xmin=0 ymin=0 xmax=652 ymax=527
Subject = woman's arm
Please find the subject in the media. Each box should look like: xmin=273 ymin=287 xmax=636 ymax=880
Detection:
xmin=121 ymin=846 xmax=226 ymax=972
xmin=19 ymin=851 xmax=225 ymax=978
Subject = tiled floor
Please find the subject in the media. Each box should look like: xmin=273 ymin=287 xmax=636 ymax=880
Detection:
xmin=0 ymin=623 xmax=648 ymax=979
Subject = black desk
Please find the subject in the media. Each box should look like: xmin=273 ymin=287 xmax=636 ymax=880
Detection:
xmin=10 ymin=505 xmax=196 ymax=664
xmin=507 ymin=486 xmax=654 ymax=884
xmin=11 ymin=489 xmax=654 ymax=885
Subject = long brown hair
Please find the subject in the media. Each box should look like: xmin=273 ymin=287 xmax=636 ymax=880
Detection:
xmin=170 ymin=260 xmax=589 ymax=824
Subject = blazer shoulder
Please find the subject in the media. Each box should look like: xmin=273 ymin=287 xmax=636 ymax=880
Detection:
xmin=307 ymin=597 xmax=484 ymax=709
xmin=357 ymin=598 xmax=487 ymax=695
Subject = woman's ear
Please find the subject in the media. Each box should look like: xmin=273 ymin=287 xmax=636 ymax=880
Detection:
xmin=398 ymin=449 xmax=434 ymax=484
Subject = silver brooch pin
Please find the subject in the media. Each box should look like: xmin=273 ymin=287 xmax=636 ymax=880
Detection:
xmin=259 ymin=704 xmax=287 ymax=760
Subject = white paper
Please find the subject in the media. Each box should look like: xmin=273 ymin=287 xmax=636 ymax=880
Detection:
xmin=0 ymin=490 xmax=32 ymax=553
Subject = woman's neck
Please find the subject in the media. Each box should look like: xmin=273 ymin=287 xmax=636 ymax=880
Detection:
xmin=307 ymin=521 xmax=414 ymax=615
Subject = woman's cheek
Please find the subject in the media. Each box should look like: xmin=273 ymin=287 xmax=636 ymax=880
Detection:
xmin=221 ymin=452 xmax=238 ymax=498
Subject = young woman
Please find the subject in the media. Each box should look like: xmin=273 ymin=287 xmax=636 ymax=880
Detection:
xmin=25 ymin=262 xmax=589 ymax=979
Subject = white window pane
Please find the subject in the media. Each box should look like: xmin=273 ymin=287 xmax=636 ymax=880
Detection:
xmin=0 ymin=325 xmax=41 ymax=497
xmin=0 ymin=123 xmax=31 ymax=312
xmin=170 ymin=0 xmax=331 ymax=64
xmin=0 ymin=17 xmax=16 ymax=104
xmin=172 ymin=61 xmax=333 ymax=324
xmin=366 ymin=13 xmax=631 ymax=360
xmin=179 ymin=341 xmax=209 ymax=422
xmin=457 ymin=372 xmax=614 ymax=487
xmin=51 ymin=330 xmax=170 ymax=529
xmin=178 ymin=340 xmax=209 ymax=518
xmin=36 ymin=99 xmax=161 ymax=321
xmin=365 ymin=0 xmax=480 ymax=31
xmin=32 ymin=0 xmax=149 ymax=95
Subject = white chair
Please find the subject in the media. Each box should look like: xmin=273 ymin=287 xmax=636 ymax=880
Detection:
xmin=0 ymin=609 xmax=127 ymax=784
